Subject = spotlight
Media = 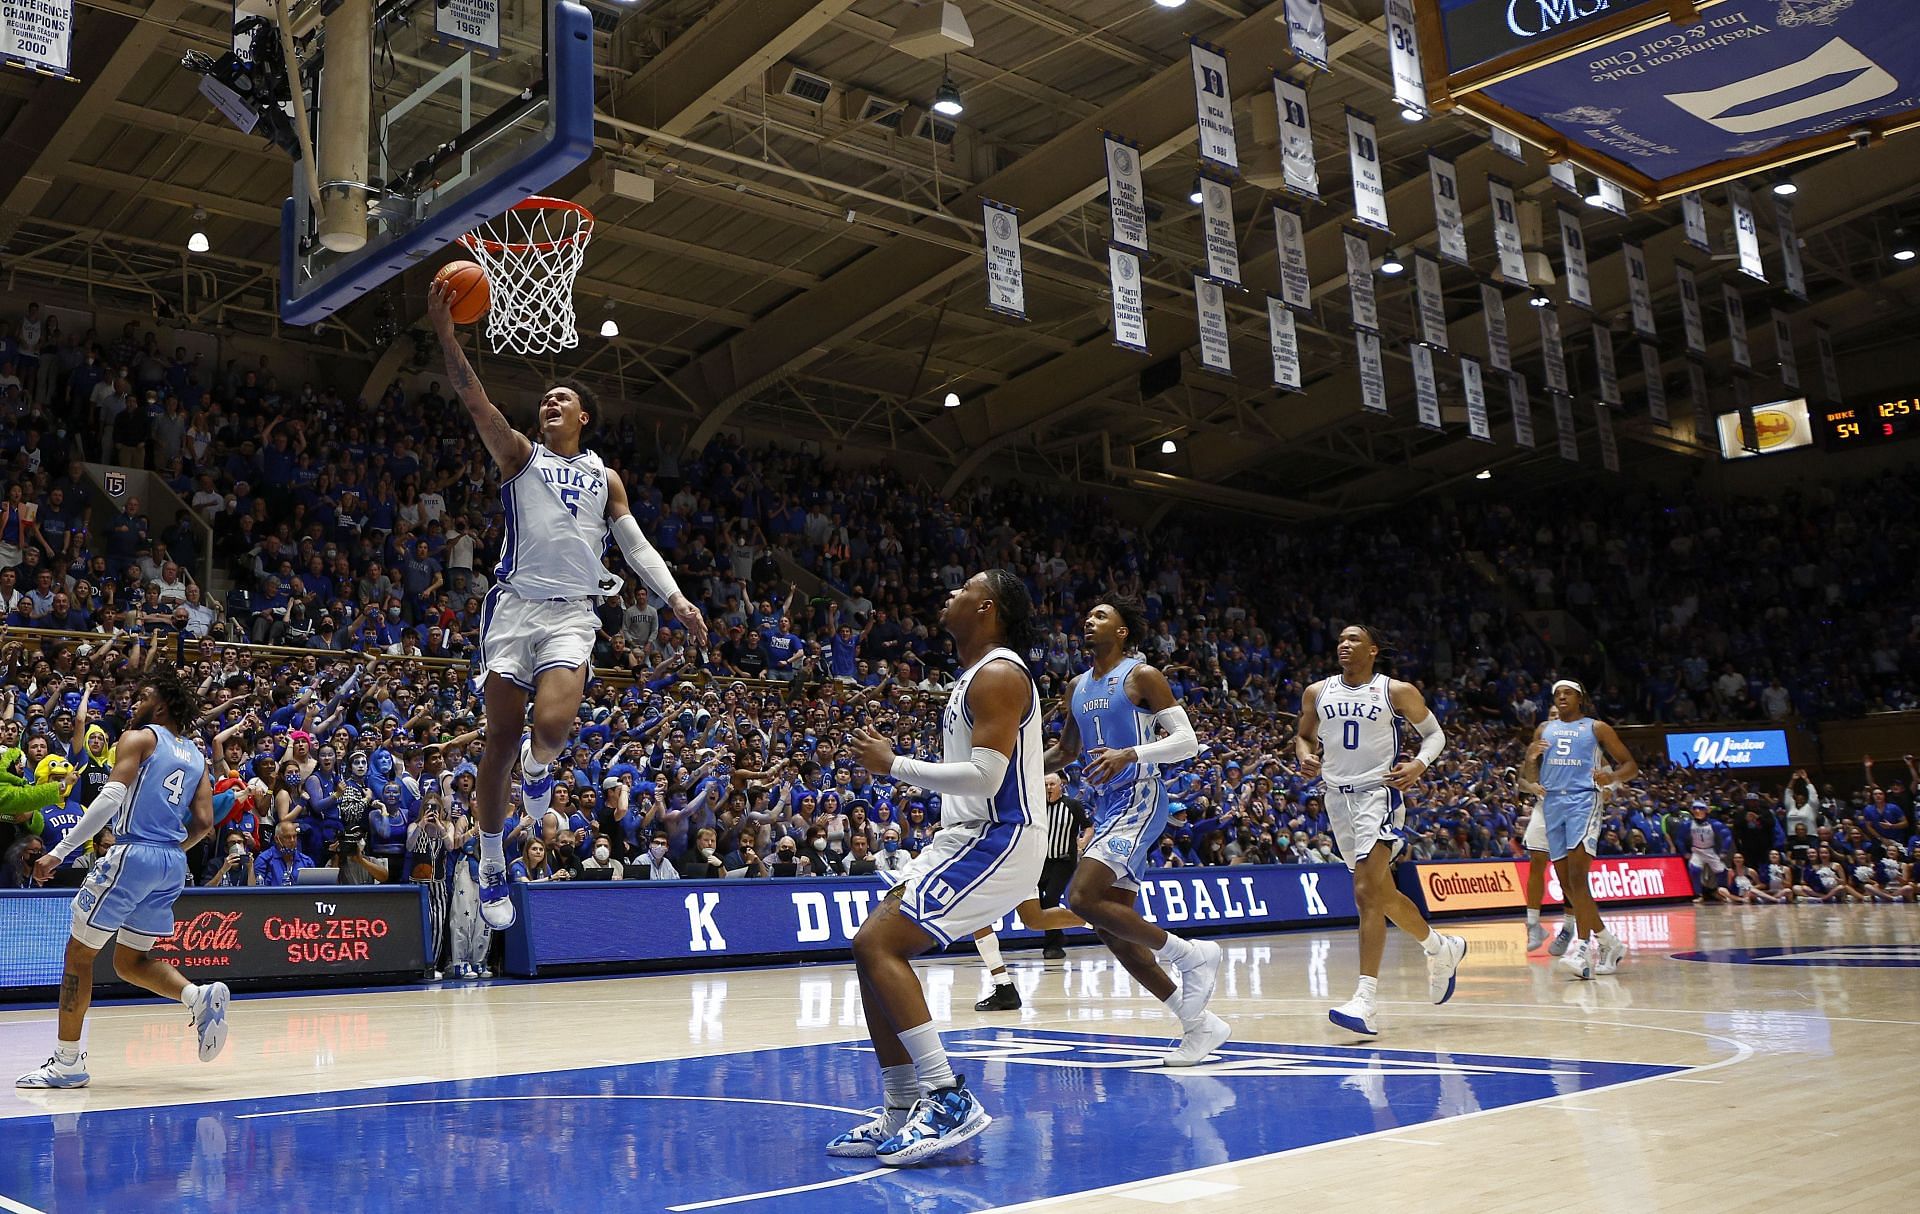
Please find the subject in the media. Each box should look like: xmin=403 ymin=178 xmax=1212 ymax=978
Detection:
xmin=1400 ymin=107 xmax=1424 ymax=123
xmin=1160 ymin=438 xmax=1177 ymax=454
xmin=943 ymin=391 xmax=961 ymax=408
xmin=1190 ymin=179 xmax=1204 ymax=205
xmin=1379 ymin=249 xmax=1406 ymax=276
xmin=188 ymin=206 xmax=210 ymax=253
xmin=1771 ymin=176 xmax=1798 ymax=196
xmin=1476 ymin=469 xmax=1493 ymax=480
xmin=1528 ymin=293 xmax=1551 ymax=308
xmin=599 ymin=300 xmax=619 ymax=338
xmin=1894 ymin=248 xmax=1916 ymax=262
xmin=931 ymin=67 xmax=964 ymax=118
xmin=1153 ymin=0 xmax=1186 ymax=7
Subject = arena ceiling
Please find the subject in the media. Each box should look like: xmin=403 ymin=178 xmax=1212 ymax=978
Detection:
xmin=4 ymin=0 xmax=1920 ymax=517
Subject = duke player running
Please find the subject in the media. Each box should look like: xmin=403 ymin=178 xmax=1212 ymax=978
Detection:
xmin=835 ymin=570 xmax=1048 ymax=1166
xmin=1296 ymin=625 xmax=1465 ymax=1038
xmin=17 ymin=668 xmax=231 ymax=1089
xmin=1045 ymin=596 xmax=1227 ymax=1065
xmin=429 ymin=280 xmax=708 ymax=930
xmin=1522 ymin=680 xmax=1639 ymax=980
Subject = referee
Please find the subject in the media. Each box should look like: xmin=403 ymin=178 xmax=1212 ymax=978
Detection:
xmin=1038 ymin=772 xmax=1091 ymax=958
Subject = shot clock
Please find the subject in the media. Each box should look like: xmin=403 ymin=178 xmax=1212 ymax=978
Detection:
xmin=1818 ymin=397 xmax=1920 ymax=449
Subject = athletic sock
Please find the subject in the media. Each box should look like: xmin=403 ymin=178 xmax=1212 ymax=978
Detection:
xmin=1153 ymin=933 xmax=1195 ymax=968
xmin=522 ymin=753 xmax=551 ymax=782
xmin=898 ymin=1022 xmax=957 ymax=1093
xmin=54 ymin=1039 xmax=81 ymax=1064
xmin=881 ymin=1063 xmax=919 ymax=1113
xmin=1418 ymin=927 xmax=1442 ymax=955
xmin=1598 ymin=928 xmax=1619 ymax=949
xmin=179 ymin=982 xmax=200 ymax=1010
xmin=1525 ymin=908 xmax=1541 ymax=927
xmin=975 ymin=932 xmax=1007 ymax=980
xmin=1355 ymin=975 xmax=1379 ymax=1002
xmin=1161 ymin=992 xmax=1185 ymax=1020
xmin=1562 ymin=913 xmax=1577 ymax=932
xmin=479 ymin=830 xmax=505 ymax=869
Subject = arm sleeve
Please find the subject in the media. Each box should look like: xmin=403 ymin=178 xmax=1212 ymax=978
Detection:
xmin=889 ymin=747 xmax=1011 ymax=799
xmin=1131 ymin=705 xmax=1199 ymax=766
xmin=50 ymin=782 xmax=126 ymax=862
xmin=1412 ymin=714 xmax=1447 ymax=766
xmin=610 ymin=514 xmax=684 ymax=604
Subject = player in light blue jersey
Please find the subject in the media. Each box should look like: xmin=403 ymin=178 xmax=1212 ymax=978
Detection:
xmin=17 ymin=667 xmax=231 ymax=1090
xmin=1523 ymin=680 xmax=1639 ymax=981
xmin=1046 ymin=596 xmax=1227 ymax=1067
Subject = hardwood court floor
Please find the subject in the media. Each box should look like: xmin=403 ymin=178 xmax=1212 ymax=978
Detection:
xmin=0 ymin=903 xmax=1912 ymax=1212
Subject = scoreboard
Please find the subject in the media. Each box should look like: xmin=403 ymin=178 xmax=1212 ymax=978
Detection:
xmin=1818 ymin=397 xmax=1920 ymax=449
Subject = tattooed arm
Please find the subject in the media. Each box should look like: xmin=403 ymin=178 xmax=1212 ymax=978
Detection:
xmin=427 ymin=279 xmax=533 ymax=476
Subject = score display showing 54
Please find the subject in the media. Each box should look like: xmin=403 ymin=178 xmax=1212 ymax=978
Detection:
xmin=1820 ymin=397 xmax=1920 ymax=449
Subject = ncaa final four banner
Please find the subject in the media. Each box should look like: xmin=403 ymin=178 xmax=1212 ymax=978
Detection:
xmin=1461 ymin=354 xmax=1493 ymax=443
xmin=1411 ymin=342 xmax=1443 ymax=432
xmin=1 ymin=0 xmax=74 ymax=77
xmin=1775 ymin=199 xmax=1807 ymax=300
xmin=1285 ymin=0 xmax=1329 ymax=71
xmin=1552 ymin=393 xmax=1579 ymax=462
xmin=1643 ymin=343 xmax=1670 ymax=425
xmin=1592 ymin=324 xmax=1620 ymax=407
xmin=1481 ymin=281 xmax=1512 ymax=372
xmin=1102 ymin=135 xmax=1149 ymax=254
xmin=1682 ymin=192 xmax=1711 ymax=252
xmin=1557 ymin=207 xmax=1592 ymax=309
xmin=1538 ymin=305 xmax=1570 ymax=395
xmin=1509 ymin=370 xmax=1536 ymax=448
xmin=1595 ymin=401 xmax=1621 ymax=473
xmin=1623 ymin=241 xmax=1657 ymax=338
xmin=1190 ymin=40 xmax=1238 ymax=173
xmin=1774 ymin=312 xmax=1799 ymax=391
xmin=1676 ymin=263 xmax=1707 ymax=356
xmin=1274 ymin=76 xmax=1321 ymax=200
xmin=1346 ymin=108 xmax=1390 ymax=232
xmin=1274 ymin=204 xmax=1312 ymax=313
xmin=1268 ymin=299 xmax=1303 ymax=392
xmin=1343 ymin=228 xmax=1380 ymax=332
xmin=1487 ymin=177 xmax=1528 ymax=285
xmin=1729 ymin=183 xmax=1765 ymax=282
xmin=1724 ymin=284 xmax=1751 ymax=369
xmin=1107 ymin=247 xmax=1148 ymax=354
xmin=1815 ymin=323 xmax=1842 ymax=403
xmin=1687 ymin=358 xmax=1711 ymax=429
xmin=1200 ymin=175 xmax=1241 ymax=287
xmin=1430 ymin=154 xmax=1468 ymax=264
xmin=1356 ymin=329 xmax=1389 ymax=416
xmin=1414 ymin=252 xmax=1449 ymax=351
xmin=981 ymin=201 xmax=1026 ymax=320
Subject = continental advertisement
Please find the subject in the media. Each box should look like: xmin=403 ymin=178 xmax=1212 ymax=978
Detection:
xmin=1397 ymin=856 xmax=1693 ymax=917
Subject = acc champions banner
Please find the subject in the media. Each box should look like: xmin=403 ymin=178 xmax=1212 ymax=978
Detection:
xmin=1398 ymin=855 xmax=1693 ymax=917
xmin=507 ymin=865 xmax=1359 ymax=975
xmin=1479 ymin=1 xmax=1920 ymax=180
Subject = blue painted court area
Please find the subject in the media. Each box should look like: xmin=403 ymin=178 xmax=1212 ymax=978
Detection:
xmin=0 ymin=1029 xmax=1682 ymax=1213
xmin=1677 ymin=944 xmax=1920 ymax=968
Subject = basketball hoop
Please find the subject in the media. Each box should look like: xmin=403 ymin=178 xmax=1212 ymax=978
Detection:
xmin=460 ymin=196 xmax=594 ymax=355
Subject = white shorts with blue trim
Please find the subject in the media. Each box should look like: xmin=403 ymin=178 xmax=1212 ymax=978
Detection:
xmin=893 ymin=818 xmax=1044 ymax=947
xmin=71 ymin=842 xmax=188 ymax=951
xmin=479 ymin=587 xmax=597 ymax=692
xmin=1326 ymin=784 xmax=1407 ymax=871
xmin=1085 ymin=780 xmax=1171 ymax=892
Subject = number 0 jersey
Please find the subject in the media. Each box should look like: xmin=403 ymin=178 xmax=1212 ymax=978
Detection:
xmin=116 ymin=724 xmax=206 ymax=848
xmin=496 ymin=443 xmax=618 ymax=600
xmin=1314 ymin=673 xmax=1399 ymax=788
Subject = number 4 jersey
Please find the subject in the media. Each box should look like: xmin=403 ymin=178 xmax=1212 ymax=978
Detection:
xmin=1315 ymin=673 xmax=1400 ymax=789
xmin=116 ymin=724 xmax=207 ymax=848
xmin=496 ymin=443 xmax=618 ymax=600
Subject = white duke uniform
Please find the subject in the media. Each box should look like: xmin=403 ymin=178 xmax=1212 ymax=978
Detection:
xmin=480 ymin=443 xmax=620 ymax=689
xmin=1314 ymin=674 xmax=1409 ymax=870
xmin=893 ymin=647 xmax=1046 ymax=946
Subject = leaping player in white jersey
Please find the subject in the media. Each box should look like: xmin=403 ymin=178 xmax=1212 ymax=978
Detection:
xmin=430 ymin=280 xmax=708 ymax=931
xmin=833 ymin=569 xmax=1049 ymax=1167
xmin=1295 ymin=625 xmax=1466 ymax=1038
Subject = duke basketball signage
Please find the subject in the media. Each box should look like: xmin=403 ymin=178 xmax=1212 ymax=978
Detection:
xmin=1438 ymin=0 xmax=1620 ymax=73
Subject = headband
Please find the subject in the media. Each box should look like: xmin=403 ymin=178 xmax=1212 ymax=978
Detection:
xmin=1551 ymin=680 xmax=1584 ymax=696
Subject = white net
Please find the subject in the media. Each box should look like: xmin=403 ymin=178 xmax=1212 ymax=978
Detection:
xmin=459 ymin=197 xmax=594 ymax=355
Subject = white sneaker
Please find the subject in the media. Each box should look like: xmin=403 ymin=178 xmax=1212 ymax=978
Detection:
xmin=1426 ymin=934 xmax=1467 ymax=1004
xmin=16 ymin=1052 xmax=88 ymax=1089
xmin=1328 ymin=997 xmax=1378 ymax=1037
xmin=189 ymin=981 xmax=231 ymax=1062
xmin=1164 ymin=1012 xmax=1231 ymax=1066
xmin=478 ymin=862 xmax=516 ymax=931
xmin=1547 ymin=923 xmax=1575 ymax=956
xmin=825 ymin=1105 xmax=912 ymax=1158
xmin=1177 ymin=939 xmax=1224 ymax=1018
xmin=1526 ymin=921 xmax=1547 ymax=951
xmin=1556 ymin=938 xmax=1593 ymax=981
xmin=1593 ymin=934 xmax=1626 ymax=976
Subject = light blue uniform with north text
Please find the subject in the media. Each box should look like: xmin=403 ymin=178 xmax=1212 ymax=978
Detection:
xmin=1077 ymin=657 xmax=1169 ymax=891
xmin=72 ymin=725 xmax=204 ymax=950
xmin=1538 ymin=717 xmax=1601 ymax=861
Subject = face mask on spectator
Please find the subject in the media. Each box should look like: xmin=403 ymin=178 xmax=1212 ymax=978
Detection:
xmin=594 ymin=845 xmax=610 ymax=863
xmin=810 ymin=837 xmax=827 ymax=851
xmin=884 ymin=838 xmax=899 ymax=851
xmin=698 ymin=846 xmax=713 ymax=858
xmin=649 ymin=843 xmax=667 ymax=860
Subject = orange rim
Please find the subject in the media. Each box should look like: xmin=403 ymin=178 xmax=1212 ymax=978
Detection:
xmin=459 ymin=196 xmax=595 ymax=255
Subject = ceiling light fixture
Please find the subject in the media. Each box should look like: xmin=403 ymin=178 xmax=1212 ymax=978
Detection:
xmin=1771 ymin=176 xmax=1798 ymax=196
xmin=187 ymin=206 xmax=210 ymax=253
xmin=1154 ymin=0 xmax=1187 ymax=8
xmin=1476 ymin=469 xmax=1493 ymax=480
xmin=1895 ymin=247 xmax=1917 ymax=262
xmin=1528 ymin=293 xmax=1552 ymax=308
xmin=1400 ymin=106 xmax=1424 ymax=123
xmin=599 ymin=300 xmax=619 ymax=338
xmin=931 ymin=58 xmax=964 ymax=117
xmin=1160 ymin=438 xmax=1177 ymax=454
xmin=1584 ymin=191 xmax=1607 ymax=208
xmin=943 ymin=390 xmax=961 ymax=407
xmin=1189 ymin=177 xmax=1205 ymax=204
xmin=1379 ymin=248 xmax=1407 ymax=275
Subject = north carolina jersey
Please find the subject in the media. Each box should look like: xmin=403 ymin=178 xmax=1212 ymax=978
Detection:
xmin=1539 ymin=717 xmax=1599 ymax=793
xmin=935 ymin=647 xmax=1043 ymax=827
xmin=496 ymin=443 xmax=617 ymax=599
xmin=1314 ymin=674 xmax=1399 ymax=787
xmin=116 ymin=724 xmax=206 ymax=847
xmin=1071 ymin=656 xmax=1157 ymax=793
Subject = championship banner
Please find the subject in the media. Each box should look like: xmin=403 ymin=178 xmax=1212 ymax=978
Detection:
xmin=1687 ymin=358 xmax=1710 ymax=426
xmin=1383 ymin=0 xmax=1427 ymax=119
xmin=435 ymin=0 xmax=499 ymax=53
xmin=1274 ymin=76 xmax=1321 ymax=199
xmin=1344 ymin=229 xmax=1379 ymax=332
xmin=1487 ymin=177 xmax=1527 ymax=285
xmin=1553 ymin=393 xmax=1579 ymax=462
xmin=1200 ymin=175 xmax=1241 ymax=287
xmin=1557 ymin=207 xmax=1591 ymax=309
xmin=982 ymin=201 xmax=1026 ymax=320
xmin=1108 ymin=246 xmax=1148 ymax=353
xmin=1623 ymin=241 xmax=1656 ymax=338
xmin=1414 ymin=252 xmax=1448 ymax=351
xmin=1682 ymin=192 xmax=1710 ymax=252
xmin=1538 ymin=305 xmax=1568 ymax=395
xmin=1490 ymin=125 xmax=1524 ymax=162
xmin=1346 ymin=109 xmax=1389 ymax=232
xmin=1729 ymin=183 xmax=1765 ymax=282
xmin=1592 ymin=324 xmax=1619 ymax=406
xmin=1 ymin=0 xmax=74 ymax=77
xmin=1548 ymin=161 xmax=1578 ymax=196
xmin=1357 ymin=329 xmax=1389 ymax=415
xmin=1725 ymin=285 xmax=1751 ymax=369
xmin=1411 ymin=342 xmax=1443 ymax=431
xmin=1430 ymin=155 xmax=1468 ymax=264
xmin=1591 ymin=178 xmax=1627 ymax=217
xmin=1195 ymin=275 xmax=1232 ymax=375
xmin=1274 ymin=204 xmax=1312 ymax=313
xmin=1774 ymin=313 xmax=1798 ymax=391
xmin=1268 ymin=298 xmax=1303 ymax=391
xmin=1643 ymin=343 xmax=1668 ymax=425
xmin=1676 ymin=264 xmax=1707 ymax=356
xmin=1481 ymin=281 xmax=1511 ymax=372
xmin=1776 ymin=199 xmax=1807 ymax=301
xmin=1510 ymin=371 xmax=1536 ymax=448
xmin=1595 ymin=401 xmax=1620 ymax=473
xmin=1191 ymin=40 xmax=1238 ymax=172
xmin=1461 ymin=354 xmax=1492 ymax=442
xmin=1815 ymin=323 xmax=1841 ymax=403
xmin=1285 ymin=0 xmax=1328 ymax=71
xmin=1103 ymin=135 xmax=1149 ymax=253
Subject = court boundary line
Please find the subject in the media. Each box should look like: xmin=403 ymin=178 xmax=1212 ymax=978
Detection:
xmin=234 ymin=1092 xmax=869 ymax=1121
xmin=664 ymin=1168 xmax=891 ymax=1212
xmin=0 ymin=1192 xmax=48 ymax=1214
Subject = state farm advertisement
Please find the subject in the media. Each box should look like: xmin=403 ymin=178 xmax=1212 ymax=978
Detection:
xmin=1401 ymin=857 xmax=1692 ymax=916
xmin=91 ymin=889 xmax=426 ymax=986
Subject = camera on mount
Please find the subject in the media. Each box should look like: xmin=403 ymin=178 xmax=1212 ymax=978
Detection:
xmin=181 ymin=15 xmax=302 ymax=160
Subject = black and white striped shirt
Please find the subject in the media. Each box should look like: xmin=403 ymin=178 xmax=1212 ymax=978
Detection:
xmin=1046 ymin=795 xmax=1090 ymax=860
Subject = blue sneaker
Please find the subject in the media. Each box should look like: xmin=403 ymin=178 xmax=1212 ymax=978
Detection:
xmin=190 ymin=981 xmax=231 ymax=1062
xmin=479 ymin=863 xmax=516 ymax=930
xmin=519 ymin=737 xmax=554 ymax=818
xmin=876 ymin=1077 xmax=991 ymax=1167
xmin=16 ymin=1052 xmax=89 ymax=1089
xmin=825 ymin=1105 xmax=911 ymax=1158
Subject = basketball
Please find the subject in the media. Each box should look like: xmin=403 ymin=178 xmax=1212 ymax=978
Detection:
xmin=434 ymin=259 xmax=490 ymax=325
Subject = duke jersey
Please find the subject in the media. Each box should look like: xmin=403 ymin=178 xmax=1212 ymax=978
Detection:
xmin=1315 ymin=674 xmax=1399 ymax=787
xmin=1071 ymin=656 xmax=1157 ymax=793
xmin=1688 ymin=818 xmax=1719 ymax=853
xmin=1539 ymin=717 xmax=1599 ymax=793
xmin=496 ymin=443 xmax=617 ymax=600
xmin=116 ymin=725 xmax=206 ymax=848
xmin=935 ymin=647 xmax=1043 ymax=828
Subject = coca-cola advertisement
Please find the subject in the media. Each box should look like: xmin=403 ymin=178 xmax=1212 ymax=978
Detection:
xmin=89 ymin=889 xmax=427 ymax=988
